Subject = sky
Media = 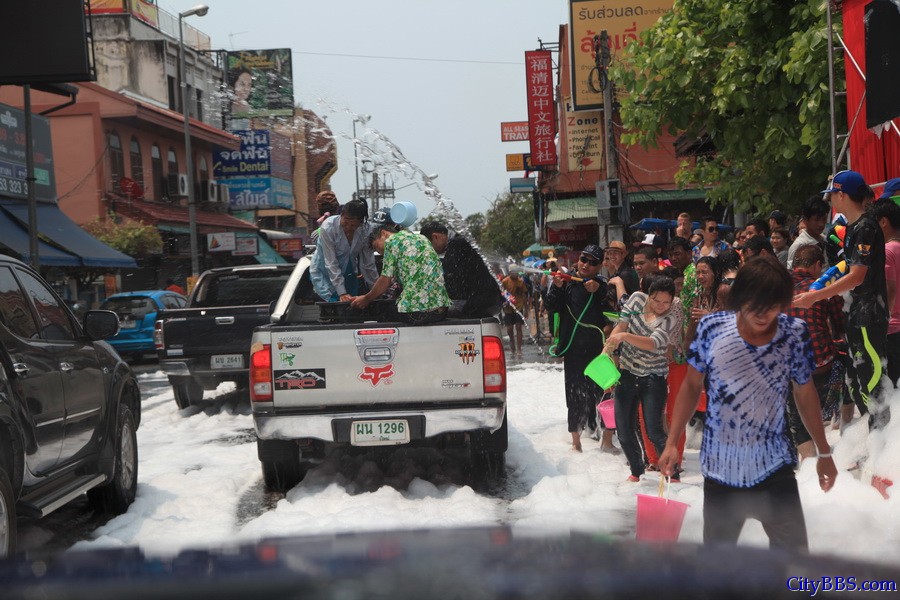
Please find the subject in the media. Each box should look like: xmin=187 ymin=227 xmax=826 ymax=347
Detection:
xmin=158 ymin=0 xmax=572 ymax=218
xmin=74 ymin=363 xmax=900 ymax=564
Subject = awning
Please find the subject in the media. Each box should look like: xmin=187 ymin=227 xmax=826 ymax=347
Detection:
xmin=114 ymin=200 xmax=258 ymax=233
xmin=0 ymin=208 xmax=82 ymax=267
xmin=254 ymin=237 xmax=287 ymax=264
xmin=546 ymin=197 xmax=597 ymax=224
xmin=0 ymin=201 xmax=137 ymax=268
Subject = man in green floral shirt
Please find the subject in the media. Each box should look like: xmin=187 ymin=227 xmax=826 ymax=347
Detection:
xmin=351 ymin=209 xmax=450 ymax=323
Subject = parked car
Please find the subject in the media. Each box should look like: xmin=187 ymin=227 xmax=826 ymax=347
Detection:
xmin=101 ymin=290 xmax=187 ymax=362
xmin=0 ymin=255 xmax=141 ymax=559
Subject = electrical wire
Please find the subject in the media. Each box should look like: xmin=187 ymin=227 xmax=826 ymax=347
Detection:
xmin=291 ymin=50 xmax=522 ymax=66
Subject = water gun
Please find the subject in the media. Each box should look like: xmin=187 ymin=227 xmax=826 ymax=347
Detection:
xmin=824 ymin=215 xmax=847 ymax=265
xmin=543 ymin=270 xmax=584 ymax=282
xmin=810 ymin=260 xmax=847 ymax=291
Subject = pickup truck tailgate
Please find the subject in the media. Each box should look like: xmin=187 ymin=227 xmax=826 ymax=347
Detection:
xmin=270 ymin=322 xmax=487 ymax=406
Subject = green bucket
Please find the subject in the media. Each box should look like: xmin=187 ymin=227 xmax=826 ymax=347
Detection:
xmin=584 ymin=353 xmax=621 ymax=390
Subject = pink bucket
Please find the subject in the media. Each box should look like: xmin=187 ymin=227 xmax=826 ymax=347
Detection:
xmin=635 ymin=494 xmax=690 ymax=542
xmin=597 ymin=399 xmax=616 ymax=429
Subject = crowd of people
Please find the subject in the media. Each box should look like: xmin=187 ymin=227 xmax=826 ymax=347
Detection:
xmin=304 ymin=172 xmax=899 ymax=550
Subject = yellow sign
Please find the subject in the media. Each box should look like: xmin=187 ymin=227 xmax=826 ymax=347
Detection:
xmin=564 ymin=107 xmax=604 ymax=172
xmin=506 ymin=154 xmax=525 ymax=172
xmin=569 ymin=0 xmax=674 ymax=110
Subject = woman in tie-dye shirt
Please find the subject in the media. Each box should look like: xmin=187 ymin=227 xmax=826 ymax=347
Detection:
xmin=659 ymin=257 xmax=837 ymax=551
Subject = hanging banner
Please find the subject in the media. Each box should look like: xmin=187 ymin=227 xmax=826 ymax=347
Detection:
xmin=524 ymin=50 xmax=557 ymax=167
xmin=569 ymin=0 xmax=674 ymax=111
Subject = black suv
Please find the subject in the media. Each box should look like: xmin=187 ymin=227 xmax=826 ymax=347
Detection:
xmin=0 ymin=256 xmax=140 ymax=558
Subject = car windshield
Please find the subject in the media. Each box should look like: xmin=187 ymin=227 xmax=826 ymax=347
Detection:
xmin=100 ymin=297 xmax=155 ymax=318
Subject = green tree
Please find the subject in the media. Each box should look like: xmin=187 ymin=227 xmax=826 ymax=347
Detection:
xmin=83 ymin=215 xmax=163 ymax=256
xmin=610 ymin=0 xmax=836 ymax=214
xmin=479 ymin=192 xmax=534 ymax=257
xmin=465 ymin=212 xmax=486 ymax=243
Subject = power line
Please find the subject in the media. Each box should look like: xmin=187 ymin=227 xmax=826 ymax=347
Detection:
xmin=291 ymin=50 xmax=522 ymax=66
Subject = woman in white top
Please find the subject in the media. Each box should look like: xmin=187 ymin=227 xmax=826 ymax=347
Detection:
xmin=309 ymin=199 xmax=379 ymax=302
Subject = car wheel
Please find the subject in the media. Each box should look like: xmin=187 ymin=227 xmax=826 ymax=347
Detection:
xmin=173 ymin=378 xmax=204 ymax=409
xmin=88 ymin=405 xmax=138 ymax=515
xmin=258 ymin=439 xmax=304 ymax=492
xmin=473 ymin=450 xmax=506 ymax=484
xmin=0 ymin=466 xmax=16 ymax=560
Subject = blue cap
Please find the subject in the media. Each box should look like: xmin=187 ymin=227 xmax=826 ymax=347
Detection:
xmin=879 ymin=178 xmax=900 ymax=200
xmin=821 ymin=170 xmax=867 ymax=195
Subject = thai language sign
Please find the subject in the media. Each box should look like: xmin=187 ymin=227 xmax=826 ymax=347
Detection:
xmin=0 ymin=103 xmax=56 ymax=202
xmin=569 ymin=0 xmax=674 ymax=110
xmin=226 ymin=176 xmax=293 ymax=209
xmin=213 ymin=130 xmax=271 ymax=177
xmin=524 ymin=51 xmax=557 ymax=167
xmin=226 ymin=49 xmax=294 ymax=119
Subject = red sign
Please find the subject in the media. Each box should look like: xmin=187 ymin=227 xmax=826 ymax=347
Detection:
xmin=525 ymin=51 xmax=557 ymax=167
xmin=501 ymin=121 xmax=529 ymax=142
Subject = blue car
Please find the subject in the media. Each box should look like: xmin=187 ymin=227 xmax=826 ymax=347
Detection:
xmin=100 ymin=290 xmax=188 ymax=360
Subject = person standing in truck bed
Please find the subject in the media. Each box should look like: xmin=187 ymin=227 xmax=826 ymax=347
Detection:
xmin=310 ymin=199 xmax=379 ymax=302
xmin=351 ymin=209 xmax=451 ymax=324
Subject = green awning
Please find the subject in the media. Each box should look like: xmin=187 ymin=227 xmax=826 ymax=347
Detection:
xmin=546 ymin=197 xmax=597 ymax=224
xmin=157 ymin=224 xmax=191 ymax=234
xmin=625 ymin=188 xmax=707 ymax=204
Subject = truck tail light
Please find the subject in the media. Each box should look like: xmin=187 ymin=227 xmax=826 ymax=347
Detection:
xmin=482 ymin=336 xmax=506 ymax=394
xmin=153 ymin=320 xmax=164 ymax=350
xmin=250 ymin=344 xmax=273 ymax=402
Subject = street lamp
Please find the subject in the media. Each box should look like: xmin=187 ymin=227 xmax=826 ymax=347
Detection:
xmin=179 ymin=4 xmax=209 ymax=280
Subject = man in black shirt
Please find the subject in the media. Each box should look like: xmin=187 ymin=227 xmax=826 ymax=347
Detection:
xmin=420 ymin=222 xmax=501 ymax=318
xmin=546 ymin=244 xmax=614 ymax=452
xmin=794 ymin=170 xmax=890 ymax=431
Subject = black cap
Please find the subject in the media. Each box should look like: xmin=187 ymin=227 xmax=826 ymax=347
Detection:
xmin=371 ymin=208 xmax=399 ymax=231
xmin=581 ymin=244 xmax=604 ymax=261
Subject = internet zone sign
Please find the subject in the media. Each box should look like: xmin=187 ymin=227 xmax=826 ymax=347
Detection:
xmin=524 ymin=50 xmax=557 ymax=167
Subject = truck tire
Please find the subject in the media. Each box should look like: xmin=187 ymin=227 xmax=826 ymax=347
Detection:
xmin=0 ymin=466 xmax=15 ymax=560
xmin=472 ymin=410 xmax=508 ymax=484
xmin=173 ymin=378 xmax=204 ymax=409
xmin=258 ymin=439 xmax=304 ymax=493
xmin=88 ymin=405 xmax=138 ymax=515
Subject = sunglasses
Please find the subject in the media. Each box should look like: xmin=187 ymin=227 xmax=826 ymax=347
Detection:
xmin=706 ymin=226 xmax=717 ymax=233
xmin=579 ymin=255 xmax=601 ymax=266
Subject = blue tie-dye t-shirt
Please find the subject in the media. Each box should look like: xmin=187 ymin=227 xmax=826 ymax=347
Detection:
xmin=688 ymin=311 xmax=815 ymax=487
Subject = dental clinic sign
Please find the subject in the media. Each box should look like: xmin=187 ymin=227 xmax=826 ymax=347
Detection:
xmin=227 ymin=176 xmax=293 ymax=209
xmin=213 ymin=129 xmax=271 ymax=177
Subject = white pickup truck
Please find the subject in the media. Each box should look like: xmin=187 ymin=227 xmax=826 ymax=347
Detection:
xmin=249 ymin=257 xmax=508 ymax=492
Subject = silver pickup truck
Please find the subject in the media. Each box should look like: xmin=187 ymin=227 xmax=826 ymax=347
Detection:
xmin=249 ymin=257 xmax=508 ymax=492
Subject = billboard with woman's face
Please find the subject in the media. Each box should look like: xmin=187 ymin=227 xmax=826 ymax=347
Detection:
xmin=226 ymin=49 xmax=294 ymax=119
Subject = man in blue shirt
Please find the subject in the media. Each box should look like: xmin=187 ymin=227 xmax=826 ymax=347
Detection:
xmin=660 ymin=257 xmax=837 ymax=551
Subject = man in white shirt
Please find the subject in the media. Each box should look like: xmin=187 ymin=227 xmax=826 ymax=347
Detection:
xmin=787 ymin=195 xmax=830 ymax=269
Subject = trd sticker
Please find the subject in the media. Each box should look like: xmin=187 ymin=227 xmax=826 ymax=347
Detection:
xmin=274 ymin=369 xmax=326 ymax=390
xmin=359 ymin=364 xmax=395 ymax=386
xmin=455 ymin=342 xmax=479 ymax=364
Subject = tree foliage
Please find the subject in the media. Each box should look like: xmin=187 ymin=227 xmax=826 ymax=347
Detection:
xmin=610 ymin=0 xmax=837 ymax=214
xmin=464 ymin=212 xmax=486 ymax=243
xmin=479 ymin=192 xmax=534 ymax=257
xmin=83 ymin=215 xmax=163 ymax=257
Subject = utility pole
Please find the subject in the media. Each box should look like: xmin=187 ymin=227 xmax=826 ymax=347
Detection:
xmin=596 ymin=30 xmax=618 ymax=248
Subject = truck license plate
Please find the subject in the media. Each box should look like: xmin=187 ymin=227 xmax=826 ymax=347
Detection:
xmin=211 ymin=354 xmax=243 ymax=369
xmin=119 ymin=321 xmax=137 ymax=329
xmin=350 ymin=419 xmax=410 ymax=446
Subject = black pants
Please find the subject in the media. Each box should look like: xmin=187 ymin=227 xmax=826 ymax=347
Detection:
xmin=614 ymin=370 xmax=668 ymax=477
xmin=887 ymin=331 xmax=900 ymax=388
xmin=787 ymin=360 xmax=845 ymax=446
xmin=564 ymin=355 xmax=600 ymax=433
xmin=845 ymin=322 xmax=890 ymax=429
xmin=703 ymin=465 xmax=808 ymax=552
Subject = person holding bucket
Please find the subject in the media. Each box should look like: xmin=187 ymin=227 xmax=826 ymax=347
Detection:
xmin=546 ymin=244 xmax=614 ymax=452
xmin=605 ymin=276 xmax=680 ymax=481
xmin=658 ymin=257 xmax=837 ymax=551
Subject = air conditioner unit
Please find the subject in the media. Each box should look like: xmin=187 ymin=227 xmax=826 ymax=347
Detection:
xmin=167 ymin=173 xmax=189 ymax=197
xmin=217 ymin=183 xmax=230 ymax=204
xmin=201 ymin=179 xmax=218 ymax=203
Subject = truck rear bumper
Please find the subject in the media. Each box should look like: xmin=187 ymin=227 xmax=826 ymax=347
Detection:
xmin=254 ymin=402 xmax=505 ymax=442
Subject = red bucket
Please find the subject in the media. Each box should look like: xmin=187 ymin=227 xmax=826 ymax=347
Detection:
xmin=597 ymin=398 xmax=616 ymax=429
xmin=635 ymin=494 xmax=690 ymax=542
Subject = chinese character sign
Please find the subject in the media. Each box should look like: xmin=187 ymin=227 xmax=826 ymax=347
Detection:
xmin=525 ymin=50 xmax=557 ymax=167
